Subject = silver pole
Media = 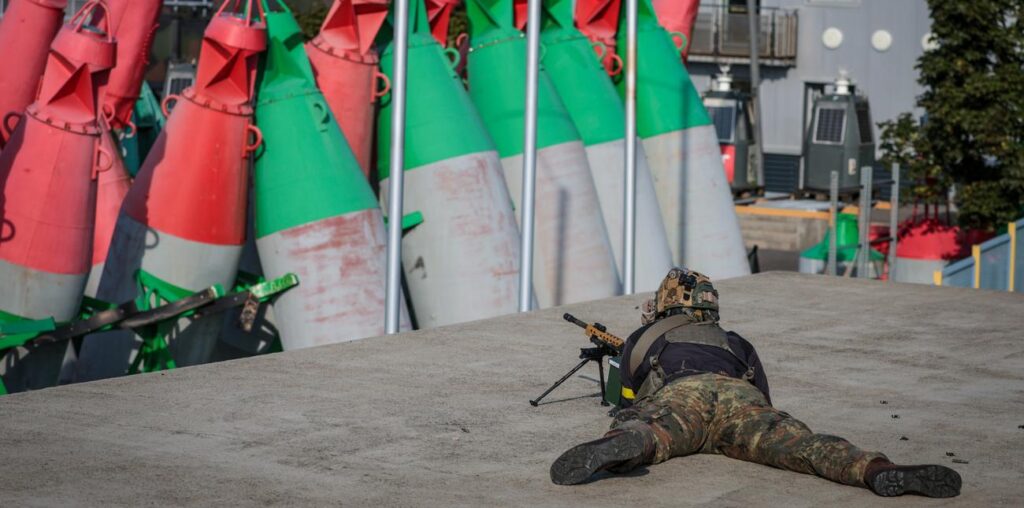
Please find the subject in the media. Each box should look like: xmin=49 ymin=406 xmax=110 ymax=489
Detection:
xmin=888 ymin=163 xmax=900 ymax=282
xmin=857 ymin=167 xmax=872 ymax=278
xmin=518 ymin=0 xmax=542 ymax=312
xmin=828 ymin=170 xmax=838 ymax=276
xmin=622 ymin=0 xmax=638 ymax=294
xmin=384 ymin=0 xmax=410 ymax=334
xmin=746 ymin=0 xmax=765 ymax=188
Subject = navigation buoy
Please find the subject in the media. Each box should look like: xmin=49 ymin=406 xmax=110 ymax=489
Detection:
xmin=75 ymin=0 xmax=267 ymax=381
xmin=254 ymin=0 xmax=407 ymax=348
xmin=652 ymin=0 xmax=699 ymax=61
xmin=86 ymin=127 xmax=132 ymax=298
xmin=574 ymin=0 xmax=620 ymax=75
xmin=424 ymin=0 xmax=461 ymax=45
xmin=98 ymin=0 xmax=163 ymax=131
xmin=467 ymin=0 xmax=621 ymax=307
xmin=541 ymin=0 xmax=672 ymax=291
xmin=376 ymin=0 xmax=521 ymax=327
xmin=306 ymin=0 xmax=389 ymax=178
xmin=0 ymin=1 xmax=114 ymax=391
xmin=0 ymin=0 xmax=67 ymax=148
xmin=86 ymin=0 xmax=164 ymax=297
xmin=612 ymin=0 xmax=749 ymax=279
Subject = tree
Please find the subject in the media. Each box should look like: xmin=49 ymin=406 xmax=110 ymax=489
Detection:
xmin=292 ymin=0 xmax=331 ymax=41
xmin=878 ymin=113 xmax=950 ymax=208
xmin=913 ymin=0 xmax=1024 ymax=231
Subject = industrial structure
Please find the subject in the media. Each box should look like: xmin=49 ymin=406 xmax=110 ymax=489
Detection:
xmin=683 ymin=0 xmax=930 ymax=193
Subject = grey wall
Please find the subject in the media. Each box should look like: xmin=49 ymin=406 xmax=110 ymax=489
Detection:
xmin=690 ymin=0 xmax=931 ymax=156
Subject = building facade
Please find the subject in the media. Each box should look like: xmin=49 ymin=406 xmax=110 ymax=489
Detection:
xmin=688 ymin=0 xmax=931 ymax=192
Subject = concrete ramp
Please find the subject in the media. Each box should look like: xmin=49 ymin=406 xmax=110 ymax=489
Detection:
xmin=0 ymin=273 xmax=1021 ymax=506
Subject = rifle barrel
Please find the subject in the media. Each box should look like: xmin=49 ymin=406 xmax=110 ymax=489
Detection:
xmin=563 ymin=313 xmax=588 ymax=329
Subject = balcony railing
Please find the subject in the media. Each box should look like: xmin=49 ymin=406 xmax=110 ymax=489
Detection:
xmin=688 ymin=3 xmax=798 ymax=66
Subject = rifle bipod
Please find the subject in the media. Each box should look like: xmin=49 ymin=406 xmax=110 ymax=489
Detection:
xmin=529 ymin=346 xmax=611 ymax=407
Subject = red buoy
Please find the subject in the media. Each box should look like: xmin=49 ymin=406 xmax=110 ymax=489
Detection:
xmin=85 ymin=127 xmax=132 ymax=297
xmin=574 ymin=0 xmax=622 ymax=75
xmin=424 ymin=0 xmax=461 ymax=45
xmin=307 ymin=0 xmax=390 ymax=178
xmin=86 ymin=0 xmax=164 ymax=297
xmin=0 ymin=0 xmax=115 ymax=391
xmin=75 ymin=1 xmax=267 ymax=381
xmin=652 ymin=0 xmax=699 ymax=61
xmin=0 ymin=0 xmax=68 ymax=148
xmin=97 ymin=0 xmax=164 ymax=131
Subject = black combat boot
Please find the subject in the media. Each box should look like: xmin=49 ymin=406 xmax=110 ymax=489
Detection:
xmin=550 ymin=429 xmax=651 ymax=485
xmin=864 ymin=459 xmax=962 ymax=498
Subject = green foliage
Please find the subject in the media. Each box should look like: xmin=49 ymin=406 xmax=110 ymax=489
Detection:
xmin=878 ymin=113 xmax=950 ymax=205
xmin=292 ymin=0 xmax=330 ymax=41
xmin=446 ymin=3 xmax=469 ymax=48
xmin=915 ymin=0 xmax=1024 ymax=231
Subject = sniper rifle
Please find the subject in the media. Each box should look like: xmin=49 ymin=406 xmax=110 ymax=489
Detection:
xmin=529 ymin=313 xmax=625 ymax=407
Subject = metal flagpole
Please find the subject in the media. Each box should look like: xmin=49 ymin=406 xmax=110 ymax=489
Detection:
xmin=385 ymin=0 xmax=410 ymax=333
xmin=622 ymin=0 xmax=638 ymax=294
xmin=888 ymin=163 xmax=900 ymax=282
xmin=518 ymin=0 xmax=542 ymax=312
xmin=746 ymin=0 xmax=765 ymax=188
xmin=828 ymin=170 xmax=838 ymax=276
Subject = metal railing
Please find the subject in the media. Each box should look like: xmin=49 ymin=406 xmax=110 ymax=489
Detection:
xmin=936 ymin=218 xmax=1022 ymax=292
xmin=688 ymin=3 xmax=798 ymax=66
xmin=825 ymin=164 xmax=900 ymax=279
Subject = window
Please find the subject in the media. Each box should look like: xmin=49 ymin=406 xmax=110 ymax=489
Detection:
xmin=708 ymin=106 xmax=737 ymax=143
xmin=813 ymin=107 xmax=846 ymax=144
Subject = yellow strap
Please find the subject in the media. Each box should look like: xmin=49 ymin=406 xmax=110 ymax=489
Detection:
xmin=621 ymin=387 xmax=636 ymax=400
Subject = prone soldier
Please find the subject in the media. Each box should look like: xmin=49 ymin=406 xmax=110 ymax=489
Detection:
xmin=549 ymin=267 xmax=962 ymax=498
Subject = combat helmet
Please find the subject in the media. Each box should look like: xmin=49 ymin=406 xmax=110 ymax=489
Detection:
xmin=643 ymin=267 xmax=719 ymax=324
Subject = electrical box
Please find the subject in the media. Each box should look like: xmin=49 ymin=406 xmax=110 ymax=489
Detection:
xmin=802 ymin=75 xmax=875 ymax=192
xmin=704 ymin=68 xmax=759 ymax=193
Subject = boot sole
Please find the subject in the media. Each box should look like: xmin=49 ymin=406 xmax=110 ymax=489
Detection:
xmin=550 ymin=431 xmax=645 ymax=486
xmin=870 ymin=465 xmax=962 ymax=498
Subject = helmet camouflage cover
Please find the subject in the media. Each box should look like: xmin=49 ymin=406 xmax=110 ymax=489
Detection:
xmin=641 ymin=267 xmax=719 ymax=324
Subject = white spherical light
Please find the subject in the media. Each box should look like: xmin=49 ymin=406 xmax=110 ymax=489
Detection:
xmin=871 ymin=30 xmax=893 ymax=52
xmin=921 ymin=32 xmax=939 ymax=51
xmin=822 ymin=27 xmax=843 ymax=50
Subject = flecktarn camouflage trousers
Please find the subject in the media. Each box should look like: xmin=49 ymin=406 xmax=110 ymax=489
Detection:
xmin=611 ymin=373 xmax=887 ymax=487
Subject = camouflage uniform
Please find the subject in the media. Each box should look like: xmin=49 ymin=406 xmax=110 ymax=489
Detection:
xmin=551 ymin=267 xmax=960 ymax=497
xmin=610 ymin=372 xmax=887 ymax=487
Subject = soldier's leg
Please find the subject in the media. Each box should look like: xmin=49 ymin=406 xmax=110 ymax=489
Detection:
xmin=705 ymin=377 xmax=960 ymax=497
xmin=609 ymin=374 xmax=719 ymax=464
xmin=550 ymin=374 xmax=719 ymax=485
xmin=711 ymin=403 xmax=884 ymax=487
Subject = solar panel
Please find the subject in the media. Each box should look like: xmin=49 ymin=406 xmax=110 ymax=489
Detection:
xmin=856 ymin=104 xmax=873 ymax=143
xmin=814 ymin=108 xmax=845 ymax=144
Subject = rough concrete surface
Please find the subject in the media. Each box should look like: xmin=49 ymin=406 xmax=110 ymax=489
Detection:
xmin=0 ymin=272 xmax=1021 ymax=506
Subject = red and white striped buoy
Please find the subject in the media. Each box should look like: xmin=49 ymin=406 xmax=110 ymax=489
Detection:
xmin=75 ymin=1 xmax=267 ymax=381
xmin=0 ymin=1 xmax=114 ymax=391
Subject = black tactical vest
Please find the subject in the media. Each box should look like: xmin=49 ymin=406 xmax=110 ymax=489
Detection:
xmin=627 ymin=315 xmax=755 ymax=400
